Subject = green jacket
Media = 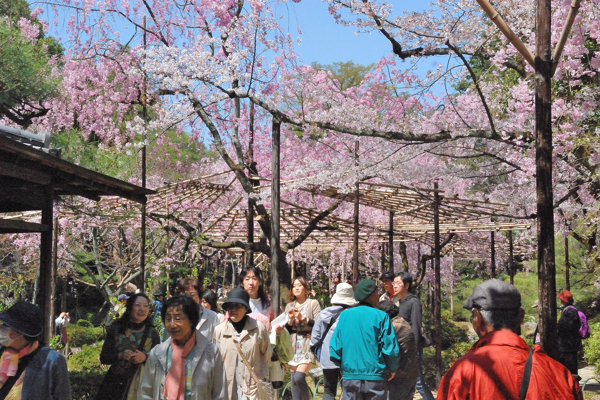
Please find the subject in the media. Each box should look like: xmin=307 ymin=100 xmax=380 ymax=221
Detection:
xmin=329 ymin=304 xmax=400 ymax=381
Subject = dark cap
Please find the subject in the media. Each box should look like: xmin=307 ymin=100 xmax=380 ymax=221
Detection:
xmin=153 ymin=291 xmax=166 ymax=298
xmin=380 ymin=271 xmax=396 ymax=281
xmin=0 ymin=302 xmax=43 ymax=337
xmin=463 ymin=279 xmax=521 ymax=311
xmin=354 ymin=279 xmax=377 ymax=302
xmin=222 ymin=288 xmax=251 ymax=312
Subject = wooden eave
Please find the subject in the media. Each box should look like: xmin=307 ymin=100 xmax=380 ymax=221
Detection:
xmin=0 ymin=135 xmax=155 ymax=211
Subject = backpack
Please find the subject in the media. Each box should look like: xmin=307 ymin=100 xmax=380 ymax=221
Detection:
xmin=567 ymin=306 xmax=591 ymax=339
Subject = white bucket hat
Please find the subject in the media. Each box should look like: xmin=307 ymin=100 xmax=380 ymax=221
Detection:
xmin=331 ymin=283 xmax=359 ymax=307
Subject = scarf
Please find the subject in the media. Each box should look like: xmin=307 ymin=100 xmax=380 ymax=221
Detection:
xmin=0 ymin=341 xmax=39 ymax=387
xmin=230 ymin=315 xmax=248 ymax=334
xmin=163 ymin=334 xmax=195 ymax=400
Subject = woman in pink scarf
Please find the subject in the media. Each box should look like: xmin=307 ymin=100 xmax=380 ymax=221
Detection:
xmin=140 ymin=295 xmax=226 ymax=400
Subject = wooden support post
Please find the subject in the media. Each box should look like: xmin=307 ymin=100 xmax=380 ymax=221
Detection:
xmin=388 ymin=211 xmax=394 ymax=272
xmin=433 ymin=182 xmax=443 ymax=384
xmin=39 ymin=187 xmax=54 ymax=345
xmin=536 ymin=0 xmax=558 ymax=359
xmin=490 ymin=229 xmax=496 ymax=278
xmin=51 ymin=215 xmax=59 ymax=335
xmin=141 ymin=17 xmax=148 ymax=293
xmin=565 ymin=234 xmax=570 ymax=291
xmin=509 ymin=230 xmax=514 ymax=285
xmin=352 ymin=141 xmax=360 ymax=285
xmin=270 ymin=119 xmax=281 ymax=315
xmin=247 ymin=102 xmax=256 ymax=267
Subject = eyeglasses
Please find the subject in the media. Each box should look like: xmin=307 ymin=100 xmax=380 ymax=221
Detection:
xmin=165 ymin=316 xmax=190 ymax=324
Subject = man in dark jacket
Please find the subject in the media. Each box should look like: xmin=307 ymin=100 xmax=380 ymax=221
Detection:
xmin=557 ymin=289 xmax=582 ymax=379
xmin=395 ymin=272 xmax=434 ymax=400
xmin=330 ymin=279 xmax=400 ymax=400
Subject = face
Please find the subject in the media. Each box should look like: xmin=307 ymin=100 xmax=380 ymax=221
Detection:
xmin=164 ymin=306 xmax=193 ymax=344
xmin=243 ymin=271 xmax=260 ymax=298
xmin=200 ymin=298 xmax=212 ymax=310
xmin=131 ymin=297 xmax=150 ymax=323
xmin=226 ymin=303 xmax=248 ymax=323
xmin=0 ymin=325 xmax=26 ymax=350
xmin=382 ymin=278 xmax=393 ymax=295
xmin=393 ymin=277 xmax=407 ymax=296
xmin=185 ymin=288 xmax=201 ymax=305
xmin=292 ymin=279 xmax=307 ymax=300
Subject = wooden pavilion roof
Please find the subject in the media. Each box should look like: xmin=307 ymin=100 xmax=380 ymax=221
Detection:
xmin=0 ymin=135 xmax=154 ymax=233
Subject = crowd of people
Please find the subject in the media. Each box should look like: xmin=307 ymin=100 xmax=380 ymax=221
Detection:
xmin=0 ymin=269 xmax=587 ymax=400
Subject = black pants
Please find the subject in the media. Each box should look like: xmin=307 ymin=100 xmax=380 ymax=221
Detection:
xmin=559 ymin=351 xmax=579 ymax=378
xmin=322 ymin=368 xmax=341 ymax=400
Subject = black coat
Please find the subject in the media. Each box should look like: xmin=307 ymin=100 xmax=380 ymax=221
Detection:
xmin=557 ymin=305 xmax=581 ymax=353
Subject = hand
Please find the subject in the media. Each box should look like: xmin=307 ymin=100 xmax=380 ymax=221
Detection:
xmin=388 ymin=372 xmax=396 ymax=381
xmin=287 ymin=309 xmax=297 ymax=325
xmin=275 ymin=325 xmax=284 ymax=334
xmin=130 ymin=350 xmax=147 ymax=364
xmin=121 ymin=349 xmax=134 ymax=361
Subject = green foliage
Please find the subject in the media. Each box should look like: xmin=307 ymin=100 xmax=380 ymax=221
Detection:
xmin=67 ymin=344 xmax=104 ymax=372
xmin=69 ymin=370 xmax=105 ymax=400
xmin=0 ymin=0 xmax=31 ymax=22
xmin=584 ymin=322 xmax=600 ymax=376
xmin=0 ymin=18 xmax=60 ymax=124
xmin=311 ymin=61 xmax=374 ymax=90
xmin=51 ymin=130 xmax=140 ymax=181
xmin=76 ymin=319 xmax=93 ymax=327
xmin=423 ymin=341 xmax=473 ymax=388
xmin=67 ymin=324 xmax=104 ymax=347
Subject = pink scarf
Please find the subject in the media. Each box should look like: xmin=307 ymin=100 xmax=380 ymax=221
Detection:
xmin=163 ymin=334 xmax=195 ymax=400
xmin=0 ymin=341 xmax=39 ymax=387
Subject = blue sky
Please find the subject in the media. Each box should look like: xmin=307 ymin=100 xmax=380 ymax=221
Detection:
xmin=281 ymin=1 xmax=393 ymax=66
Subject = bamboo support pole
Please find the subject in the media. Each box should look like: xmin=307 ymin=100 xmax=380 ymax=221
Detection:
xmin=552 ymin=0 xmax=581 ymax=74
xmin=475 ymin=0 xmax=536 ymax=68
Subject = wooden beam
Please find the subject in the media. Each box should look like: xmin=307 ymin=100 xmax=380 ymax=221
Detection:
xmin=0 ymin=161 xmax=51 ymax=185
xmin=0 ymin=219 xmax=49 ymax=233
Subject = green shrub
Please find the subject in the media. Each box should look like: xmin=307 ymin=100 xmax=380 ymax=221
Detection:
xmin=76 ymin=319 xmax=93 ymax=327
xmin=584 ymin=322 xmax=600 ymax=376
xmin=67 ymin=344 xmax=104 ymax=372
xmin=423 ymin=312 xmax=469 ymax=351
xmin=69 ymin=370 xmax=105 ymax=400
xmin=423 ymin=341 xmax=473 ymax=388
xmin=67 ymin=325 xmax=104 ymax=347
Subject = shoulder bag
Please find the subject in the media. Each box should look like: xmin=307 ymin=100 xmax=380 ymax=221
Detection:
xmin=233 ymin=339 xmax=274 ymax=400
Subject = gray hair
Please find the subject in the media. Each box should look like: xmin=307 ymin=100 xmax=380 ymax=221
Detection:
xmin=479 ymin=308 xmax=522 ymax=332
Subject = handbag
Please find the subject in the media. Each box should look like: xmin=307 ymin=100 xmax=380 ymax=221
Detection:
xmin=96 ymin=325 xmax=152 ymax=400
xmin=234 ymin=340 xmax=274 ymax=400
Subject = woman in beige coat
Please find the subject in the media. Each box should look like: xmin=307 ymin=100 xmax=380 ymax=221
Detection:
xmin=214 ymin=288 xmax=272 ymax=400
xmin=284 ymin=276 xmax=321 ymax=400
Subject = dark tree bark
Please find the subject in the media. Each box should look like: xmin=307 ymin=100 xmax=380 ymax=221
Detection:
xmin=536 ymin=0 xmax=558 ymax=359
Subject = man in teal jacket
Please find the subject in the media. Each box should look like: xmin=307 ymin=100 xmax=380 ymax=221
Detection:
xmin=330 ymin=279 xmax=400 ymax=399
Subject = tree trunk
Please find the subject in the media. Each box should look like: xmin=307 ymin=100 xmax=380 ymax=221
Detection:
xmin=271 ymin=119 xmax=281 ymax=315
xmin=433 ymin=182 xmax=443 ymax=384
xmin=536 ymin=0 xmax=558 ymax=359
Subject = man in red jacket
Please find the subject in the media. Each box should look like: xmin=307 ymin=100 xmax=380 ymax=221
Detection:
xmin=437 ymin=279 xmax=582 ymax=400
